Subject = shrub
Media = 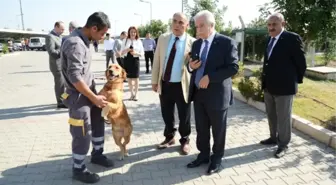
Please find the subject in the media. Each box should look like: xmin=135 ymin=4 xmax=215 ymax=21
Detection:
xmin=237 ymin=67 xmax=264 ymax=102
xmin=232 ymin=61 xmax=244 ymax=79
xmin=2 ymin=44 xmax=9 ymax=54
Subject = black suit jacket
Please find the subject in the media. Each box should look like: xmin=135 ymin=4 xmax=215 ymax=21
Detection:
xmin=261 ymin=31 xmax=307 ymax=95
xmin=188 ymin=33 xmax=239 ymax=110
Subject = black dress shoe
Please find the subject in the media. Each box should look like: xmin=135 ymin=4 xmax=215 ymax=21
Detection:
xmin=187 ymin=159 xmax=209 ymax=168
xmin=57 ymin=104 xmax=67 ymax=109
xmin=73 ymin=168 xmax=100 ymax=184
xmin=260 ymin=138 xmax=277 ymax=145
xmin=91 ymin=155 xmax=114 ymax=167
xmin=274 ymin=147 xmax=288 ymax=158
xmin=206 ymin=163 xmax=221 ymax=175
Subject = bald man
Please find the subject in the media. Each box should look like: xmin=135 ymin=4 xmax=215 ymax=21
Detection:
xmin=62 ymin=21 xmax=79 ymax=45
xmin=260 ymin=13 xmax=306 ymax=158
xmin=152 ymin=12 xmax=195 ymax=155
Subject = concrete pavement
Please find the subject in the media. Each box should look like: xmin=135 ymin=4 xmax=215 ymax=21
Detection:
xmin=0 ymin=50 xmax=335 ymax=185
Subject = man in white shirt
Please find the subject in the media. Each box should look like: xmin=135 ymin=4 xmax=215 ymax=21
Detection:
xmin=104 ymin=33 xmax=115 ymax=69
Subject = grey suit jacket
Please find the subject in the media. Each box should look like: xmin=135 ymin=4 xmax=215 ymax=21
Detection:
xmin=46 ymin=31 xmax=62 ymax=72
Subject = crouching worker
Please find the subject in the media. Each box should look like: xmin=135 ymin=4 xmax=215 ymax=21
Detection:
xmin=60 ymin=12 xmax=114 ymax=184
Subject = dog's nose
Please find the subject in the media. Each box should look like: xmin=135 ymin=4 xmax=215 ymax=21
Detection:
xmin=109 ymin=70 xmax=113 ymax=75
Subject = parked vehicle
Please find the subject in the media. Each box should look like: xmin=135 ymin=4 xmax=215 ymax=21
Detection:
xmin=13 ymin=40 xmax=23 ymax=51
xmin=28 ymin=37 xmax=46 ymax=51
xmin=0 ymin=43 xmax=3 ymax=53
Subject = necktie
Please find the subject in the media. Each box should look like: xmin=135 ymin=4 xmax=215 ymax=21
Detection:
xmin=195 ymin=40 xmax=209 ymax=88
xmin=163 ymin=37 xmax=179 ymax=82
xmin=267 ymin=37 xmax=276 ymax=58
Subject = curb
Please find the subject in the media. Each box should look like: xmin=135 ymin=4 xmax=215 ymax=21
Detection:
xmin=232 ymin=87 xmax=336 ymax=149
xmin=0 ymin=52 xmax=20 ymax=59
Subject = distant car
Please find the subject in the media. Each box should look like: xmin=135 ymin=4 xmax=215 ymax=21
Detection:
xmin=13 ymin=41 xmax=23 ymax=51
xmin=29 ymin=37 xmax=46 ymax=51
xmin=0 ymin=43 xmax=3 ymax=53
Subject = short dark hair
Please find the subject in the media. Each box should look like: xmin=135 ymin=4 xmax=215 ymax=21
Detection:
xmin=54 ymin=21 xmax=63 ymax=28
xmin=84 ymin=12 xmax=111 ymax=31
xmin=120 ymin=31 xmax=126 ymax=36
xmin=106 ymin=33 xmax=110 ymax=37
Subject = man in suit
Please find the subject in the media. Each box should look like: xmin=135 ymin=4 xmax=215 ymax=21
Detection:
xmin=46 ymin=21 xmax=66 ymax=108
xmin=151 ymin=12 xmax=195 ymax=155
xmin=62 ymin=21 xmax=78 ymax=45
xmin=187 ymin=10 xmax=239 ymax=175
xmin=260 ymin=13 xmax=307 ymax=158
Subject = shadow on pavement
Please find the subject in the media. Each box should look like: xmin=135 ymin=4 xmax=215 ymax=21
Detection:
xmin=8 ymin=70 xmax=50 ymax=74
xmin=1 ymin=139 xmax=334 ymax=184
xmin=0 ymin=104 xmax=67 ymax=120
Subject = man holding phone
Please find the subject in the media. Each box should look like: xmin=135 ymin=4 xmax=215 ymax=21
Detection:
xmin=187 ymin=10 xmax=239 ymax=175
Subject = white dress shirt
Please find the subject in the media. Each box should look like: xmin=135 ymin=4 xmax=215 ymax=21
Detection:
xmin=267 ymin=28 xmax=284 ymax=59
xmin=121 ymin=38 xmax=144 ymax=58
xmin=104 ymin=38 xmax=115 ymax=51
xmin=189 ymin=31 xmax=216 ymax=71
xmin=199 ymin=31 xmax=216 ymax=59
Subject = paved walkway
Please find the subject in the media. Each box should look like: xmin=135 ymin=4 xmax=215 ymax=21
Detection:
xmin=0 ymin=51 xmax=335 ymax=185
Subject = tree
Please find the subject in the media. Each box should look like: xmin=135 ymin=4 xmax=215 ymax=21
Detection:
xmin=272 ymin=0 xmax=336 ymax=42
xmin=137 ymin=20 xmax=168 ymax=38
xmin=271 ymin=0 xmax=336 ymax=63
xmin=245 ymin=17 xmax=268 ymax=60
xmin=186 ymin=0 xmax=227 ymax=37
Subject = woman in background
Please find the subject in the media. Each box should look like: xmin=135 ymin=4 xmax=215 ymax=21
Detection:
xmin=121 ymin=26 xmax=144 ymax=101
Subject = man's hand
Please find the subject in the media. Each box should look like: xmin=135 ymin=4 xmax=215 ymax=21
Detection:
xmin=199 ymin=75 xmax=209 ymax=89
xmin=152 ymin=84 xmax=158 ymax=92
xmin=92 ymin=95 xmax=108 ymax=108
xmin=189 ymin=59 xmax=201 ymax=70
xmin=116 ymin=51 xmax=121 ymax=57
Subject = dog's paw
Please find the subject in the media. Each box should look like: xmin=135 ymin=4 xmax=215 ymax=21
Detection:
xmin=125 ymin=152 xmax=129 ymax=157
xmin=101 ymin=106 xmax=109 ymax=119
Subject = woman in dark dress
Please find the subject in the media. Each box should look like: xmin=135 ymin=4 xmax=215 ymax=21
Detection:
xmin=121 ymin=26 xmax=144 ymax=101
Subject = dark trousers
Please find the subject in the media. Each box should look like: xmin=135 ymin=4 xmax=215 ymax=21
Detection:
xmin=159 ymin=81 xmax=191 ymax=144
xmin=193 ymin=88 xmax=228 ymax=164
xmin=144 ymin=51 xmax=154 ymax=72
xmin=69 ymin=94 xmax=105 ymax=171
xmin=116 ymin=57 xmax=124 ymax=69
xmin=264 ymin=90 xmax=293 ymax=148
xmin=106 ymin=50 xmax=115 ymax=69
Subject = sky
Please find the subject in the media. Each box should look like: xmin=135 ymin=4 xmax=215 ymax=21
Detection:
xmin=0 ymin=0 xmax=271 ymax=35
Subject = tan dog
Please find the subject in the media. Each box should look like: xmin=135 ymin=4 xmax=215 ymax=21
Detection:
xmin=98 ymin=64 xmax=133 ymax=160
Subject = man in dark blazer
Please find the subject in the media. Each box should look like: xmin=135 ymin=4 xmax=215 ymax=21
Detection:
xmin=186 ymin=10 xmax=239 ymax=175
xmin=260 ymin=13 xmax=306 ymax=158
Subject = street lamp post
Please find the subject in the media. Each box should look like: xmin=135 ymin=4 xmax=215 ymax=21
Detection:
xmin=139 ymin=0 xmax=152 ymax=24
xmin=134 ymin=13 xmax=143 ymax=25
xmin=19 ymin=0 xmax=25 ymax=30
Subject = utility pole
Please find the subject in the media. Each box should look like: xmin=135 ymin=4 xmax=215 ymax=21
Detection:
xmin=19 ymin=0 xmax=25 ymax=30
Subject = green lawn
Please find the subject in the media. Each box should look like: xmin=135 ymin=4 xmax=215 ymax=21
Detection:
xmin=233 ymin=77 xmax=336 ymax=131
xmin=293 ymin=78 xmax=336 ymax=131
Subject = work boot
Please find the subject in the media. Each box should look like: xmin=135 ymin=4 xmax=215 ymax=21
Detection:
xmin=91 ymin=155 xmax=114 ymax=167
xmin=72 ymin=168 xmax=100 ymax=184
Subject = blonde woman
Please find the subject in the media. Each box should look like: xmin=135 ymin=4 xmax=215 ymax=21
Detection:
xmin=121 ymin=26 xmax=144 ymax=101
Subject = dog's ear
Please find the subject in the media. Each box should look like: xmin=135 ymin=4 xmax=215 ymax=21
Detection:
xmin=121 ymin=68 xmax=127 ymax=79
